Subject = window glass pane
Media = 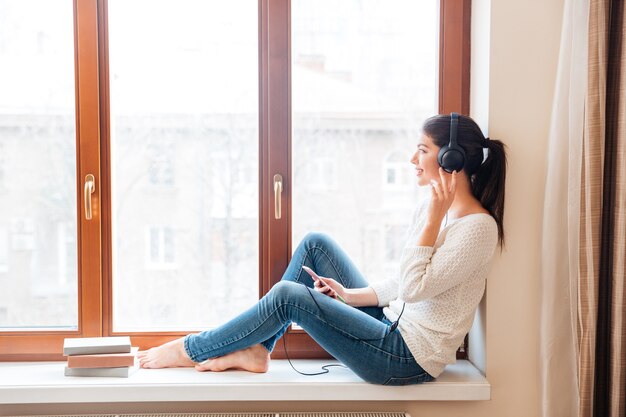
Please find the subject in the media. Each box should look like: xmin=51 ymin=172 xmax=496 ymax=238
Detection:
xmin=109 ymin=0 xmax=259 ymax=331
xmin=0 ymin=1 xmax=77 ymax=330
xmin=292 ymin=0 xmax=435 ymax=283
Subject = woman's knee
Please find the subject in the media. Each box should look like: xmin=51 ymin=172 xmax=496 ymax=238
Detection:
xmin=269 ymin=280 xmax=306 ymax=303
xmin=265 ymin=281 xmax=312 ymax=322
xmin=301 ymin=232 xmax=333 ymax=250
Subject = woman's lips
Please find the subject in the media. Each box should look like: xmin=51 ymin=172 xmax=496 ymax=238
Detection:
xmin=416 ymin=168 xmax=424 ymax=176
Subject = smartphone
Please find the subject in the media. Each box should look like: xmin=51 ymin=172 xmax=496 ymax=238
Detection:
xmin=301 ymin=266 xmax=346 ymax=303
xmin=301 ymin=265 xmax=325 ymax=285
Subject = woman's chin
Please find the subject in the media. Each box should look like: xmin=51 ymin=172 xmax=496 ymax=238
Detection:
xmin=416 ymin=177 xmax=429 ymax=187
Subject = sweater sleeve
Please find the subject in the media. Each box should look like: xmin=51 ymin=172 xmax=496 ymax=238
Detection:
xmin=369 ymin=276 xmax=399 ymax=307
xmin=397 ymin=218 xmax=497 ymax=303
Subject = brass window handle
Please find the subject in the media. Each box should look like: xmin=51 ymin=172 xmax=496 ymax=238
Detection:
xmin=273 ymin=174 xmax=283 ymax=219
xmin=84 ymin=174 xmax=95 ymax=220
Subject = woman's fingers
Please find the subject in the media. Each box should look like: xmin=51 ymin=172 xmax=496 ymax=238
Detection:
xmin=314 ymin=279 xmax=331 ymax=292
xmin=450 ymin=170 xmax=457 ymax=194
xmin=437 ymin=167 xmax=459 ymax=196
xmin=440 ymin=167 xmax=459 ymax=195
xmin=316 ymin=286 xmax=335 ymax=299
xmin=314 ymin=278 xmax=340 ymax=299
xmin=438 ymin=167 xmax=448 ymax=195
xmin=315 ymin=284 xmax=329 ymax=293
xmin=430 ymin=179 xmax=441 ymax=199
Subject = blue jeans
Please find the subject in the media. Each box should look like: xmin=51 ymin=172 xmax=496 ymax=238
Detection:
xmin=184 ymin=232 xmax=434 ymax=385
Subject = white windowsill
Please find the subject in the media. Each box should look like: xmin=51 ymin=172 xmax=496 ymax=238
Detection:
xmin=0 ymin=359 xmax=489 ymax=404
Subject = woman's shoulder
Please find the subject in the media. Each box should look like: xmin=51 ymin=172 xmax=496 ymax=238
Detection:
xmin=445 ymin=211 xmax=498 ymax=245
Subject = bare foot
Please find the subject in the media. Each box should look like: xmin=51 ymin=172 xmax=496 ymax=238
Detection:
xmin=194 ymin=344 xmax=270 ymax=373
xmin=138 ymin=337 xmax=196 ymax=369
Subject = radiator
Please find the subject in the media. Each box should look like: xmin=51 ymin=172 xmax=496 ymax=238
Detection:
xmin=9 ymin=413 xmax=409 ymax=417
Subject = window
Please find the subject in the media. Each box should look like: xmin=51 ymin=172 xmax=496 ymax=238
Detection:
xmin=108 ymin=1 xmax=259 ymax=334
xmin=147 ymin=143 xmax=174 ymax=186
xmin=384 ymin=151 xmax=413 ymax=190
xmin=146 ymin=226 xmax=176 ymax=269
xmin=0 ymin=0 xmax=470 ymax=359
xmin=297 ymin=156 xmax=337 ymax=190
xmin=0 ymin=1 xmax=78 ymax=336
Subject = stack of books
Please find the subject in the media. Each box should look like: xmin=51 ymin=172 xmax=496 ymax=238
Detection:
xmin=63 ymin=336 xmax=139 ymax=378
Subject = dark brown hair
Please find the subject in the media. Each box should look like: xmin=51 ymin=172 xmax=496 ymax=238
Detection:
xmin=422 ymin=114 xmax=507 ymax=247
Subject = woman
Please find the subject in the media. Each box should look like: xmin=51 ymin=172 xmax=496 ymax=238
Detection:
xmin=138 ymin=113 xmax=507 ymax=386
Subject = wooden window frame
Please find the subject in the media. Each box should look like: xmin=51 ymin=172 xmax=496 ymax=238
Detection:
xmin=0 ymin=0 xmax=470 ymax=361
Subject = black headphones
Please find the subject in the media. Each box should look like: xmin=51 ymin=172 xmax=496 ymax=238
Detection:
xmin=437 ymin=112 xmax=466 ymax=173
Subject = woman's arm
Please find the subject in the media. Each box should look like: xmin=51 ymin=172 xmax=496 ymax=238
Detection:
xmin=312 ymin=277 xmax=380 ymax=307
xmin=343 ymin=286 xmax=379 ymax=307
xmin=421 ymin=168 xmax=457 ymax=243
xmin=416 ymin=220 xmax=442 ymax=247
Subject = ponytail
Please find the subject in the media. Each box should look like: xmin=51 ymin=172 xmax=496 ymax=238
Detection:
xmin=471 ymin=138 xmax=507 ymax=247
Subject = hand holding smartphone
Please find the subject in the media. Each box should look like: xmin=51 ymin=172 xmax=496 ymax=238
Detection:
xmin=301 ymin=266 xmax=346 ymax=303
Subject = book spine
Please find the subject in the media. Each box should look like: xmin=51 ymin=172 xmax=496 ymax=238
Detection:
xmin=67 ymin=356 xmax=135 ymax=368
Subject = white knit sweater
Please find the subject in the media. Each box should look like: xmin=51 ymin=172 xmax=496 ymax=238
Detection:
xmin=369 ymin=199 xmax=498 ymax=378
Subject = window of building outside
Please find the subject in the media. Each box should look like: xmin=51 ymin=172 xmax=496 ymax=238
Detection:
xmin=384 ymin=151 xmax=413 ymax=190
xmin=146 ymin=226 xmax=176 ymax=269
xmin=0 ymin=0 xmax=469 ymax=358
xmin=299 ymin=156 xmax=337 ymax=190
xmin=148 ymin=143 xmax=175 ymax=186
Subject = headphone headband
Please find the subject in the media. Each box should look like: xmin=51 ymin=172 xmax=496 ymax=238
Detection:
xmin=449 ymin=112 xmax=459 ymax=147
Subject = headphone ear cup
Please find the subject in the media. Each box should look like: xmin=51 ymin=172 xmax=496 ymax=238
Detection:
xmin=438 ymin=146 xmax=466 ymax=173
xmin=439 ymin=112 xmax=467 ymax=173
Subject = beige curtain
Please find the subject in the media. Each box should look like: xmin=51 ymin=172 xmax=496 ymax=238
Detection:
xmin=542 ymin=0 xmax=626 ymax=416
xmin=540 ymin=0 xmax=588 ymax=416
xmin=578 ymin=0 xmax=606 ymax=413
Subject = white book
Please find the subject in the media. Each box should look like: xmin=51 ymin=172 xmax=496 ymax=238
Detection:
xmin=64 ymin=361 xmax=140 ymax=378
xmin=63 ymin=336 xmax=132 ymax=356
